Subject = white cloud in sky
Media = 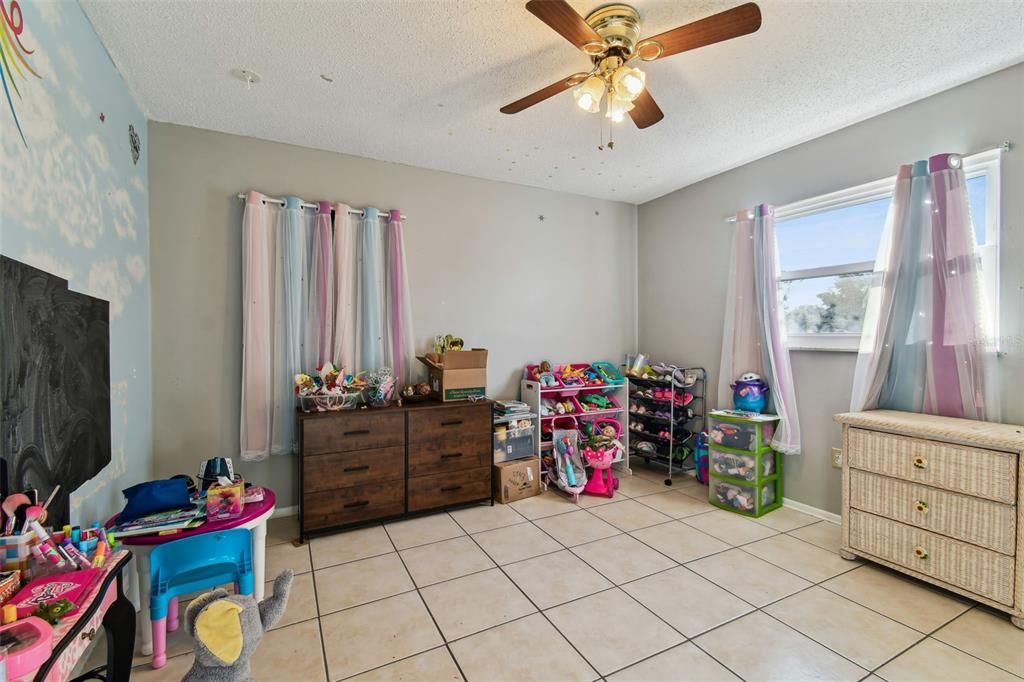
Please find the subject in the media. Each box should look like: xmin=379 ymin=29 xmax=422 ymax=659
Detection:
xmin=83 ymin=134 xmax=111 ymax=170
xmin=125 ymin=254 xmax=146 ymax=282
xmin=130 ymin=175 xmax=145 ymax=192
xmin=108 ymin=187 xmax=137 ymax=239
xmin=85 ymin=258 xmax=132 ymax=318
xmin=20 ymin=247 xmax=76 ymax=280
xmin=67 ymin=87 xmax=91 ymax=117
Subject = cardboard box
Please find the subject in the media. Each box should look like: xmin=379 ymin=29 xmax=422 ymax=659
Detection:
xmin=417 ymin=348 xmax=487 ymax=402
xmin=493 ymin=458 xmax=541 ymax=504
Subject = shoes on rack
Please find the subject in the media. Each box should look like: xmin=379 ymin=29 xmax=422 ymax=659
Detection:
xmin=636 ymin=441 xmax=657 ymax=453
xmin=629 ymin=401 xmax=639 ymax=414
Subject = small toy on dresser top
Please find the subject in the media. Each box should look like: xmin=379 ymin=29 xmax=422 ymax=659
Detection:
xmin=730 ymin=372 xmax=769 ymax=413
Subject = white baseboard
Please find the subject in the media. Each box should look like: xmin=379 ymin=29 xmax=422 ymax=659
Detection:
xmin=271 ymin=505 xmax=298 ymax=519
xmin=783 ymin=497 xmax=840 ymax=525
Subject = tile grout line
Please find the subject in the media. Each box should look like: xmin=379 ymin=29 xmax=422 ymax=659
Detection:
xmin=456 ymin=515 xmax=604 ymax=681
xmin=383 ymin=517 xmax=470 ymax=682
xmin=289 ymin=501 xmax=1012 ymax=681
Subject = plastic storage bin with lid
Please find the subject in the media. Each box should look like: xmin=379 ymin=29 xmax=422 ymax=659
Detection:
xmin=707 ymin=410 xmax=782 ymax=517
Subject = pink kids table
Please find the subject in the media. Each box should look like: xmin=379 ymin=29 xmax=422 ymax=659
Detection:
xmin=116 ymin=488 xmax=276 ymax=657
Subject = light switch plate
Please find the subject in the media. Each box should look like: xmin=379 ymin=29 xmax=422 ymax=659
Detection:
xmin=831 ymin=447 xmax=842 ymax=468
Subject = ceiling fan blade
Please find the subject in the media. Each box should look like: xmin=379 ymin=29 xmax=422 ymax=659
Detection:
xmin=526 ymin=0 xmax=605 ymax=51
xmin=638 ymin=3 xmax=761 ymax=60
xmin=500 ymin=73 xmax=588 ymax=114
xmin=629 ymin=89 xmax=664 ymax=129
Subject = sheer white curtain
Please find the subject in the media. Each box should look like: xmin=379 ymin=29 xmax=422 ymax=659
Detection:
xmin=851 ymin=153 xmax=997 ymax=421
xmin=332 ymin=204 xmax=358 ymax=373
xmin=719 ymin=205 xmax=802 ymax=455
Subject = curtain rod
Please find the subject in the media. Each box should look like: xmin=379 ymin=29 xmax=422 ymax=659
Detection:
xmin=720 ymin=140 xmax=1012 ymax=223
xmin=235 ymin=193 xmax=406 ymax=221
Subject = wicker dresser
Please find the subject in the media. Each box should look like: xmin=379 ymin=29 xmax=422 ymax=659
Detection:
xmin=834 ymin=410 xmax=1024 ymax=628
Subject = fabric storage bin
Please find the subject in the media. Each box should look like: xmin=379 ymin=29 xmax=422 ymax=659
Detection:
xmin=710 ymin=477 xmax=780 ymax=517
xmin=710 ymin=447 xmax=776 ymax=481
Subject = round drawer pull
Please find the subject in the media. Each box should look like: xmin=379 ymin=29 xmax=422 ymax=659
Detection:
xmin=913 ymin=546 xmax=929 ymax=560
xmin=912 ymin=456 xmax=928 ymax=469
xmin=914 ymin=500 xmax=929 ymax=513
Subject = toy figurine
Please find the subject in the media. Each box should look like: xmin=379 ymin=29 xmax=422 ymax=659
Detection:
xmin=294 ymin=374 xmax=315 ymax=395
xmin=539 ymin=360 xmax=552 ymax=374
xmin=540 ymin=372 xmax=558 ymax=388
xmin=731 ymin=372 xmax=769 ymax=413
xmin=33 ymin=599 xmax=74 ymax=625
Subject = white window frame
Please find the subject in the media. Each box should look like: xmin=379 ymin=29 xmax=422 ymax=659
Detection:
xmin=777 ymin=149 xmax=1002 ymax=352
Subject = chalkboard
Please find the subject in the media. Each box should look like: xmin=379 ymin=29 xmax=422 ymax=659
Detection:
xmin=1 ymin=256 xmax=111 ymax=526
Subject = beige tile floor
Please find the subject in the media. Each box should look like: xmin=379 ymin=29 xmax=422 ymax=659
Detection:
xmin=115 ymin=462 xmax=1024 ymax=681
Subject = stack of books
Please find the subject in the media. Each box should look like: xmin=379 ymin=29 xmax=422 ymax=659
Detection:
xmin=494 ymin=400 xmax=531 ymax=420
xmin=111 ymin=504 xmax=206 ymax=538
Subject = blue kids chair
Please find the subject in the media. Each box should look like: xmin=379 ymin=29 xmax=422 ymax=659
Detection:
xmin=148 ymin=528 xmax=254 ymax=668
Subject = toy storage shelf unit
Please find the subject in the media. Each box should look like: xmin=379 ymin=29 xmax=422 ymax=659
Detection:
xmin=626 ymin=368 xmax=706 ymax=486
xmin=707 ymin=410 xmax=782 ymax=518
xmin=521 ymin=363 xmax=631 ymax=484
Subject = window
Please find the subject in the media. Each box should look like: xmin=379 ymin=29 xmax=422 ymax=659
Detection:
xmin=774 ymin=149 xmax=1002 ymax=351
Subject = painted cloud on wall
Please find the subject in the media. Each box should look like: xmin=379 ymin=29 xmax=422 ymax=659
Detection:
xmin=0 ymin=0 xmax=151 ymax=525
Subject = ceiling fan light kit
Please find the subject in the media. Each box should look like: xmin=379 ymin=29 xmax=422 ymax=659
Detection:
xmin=502 ymin=0 xmax=762 ymax=134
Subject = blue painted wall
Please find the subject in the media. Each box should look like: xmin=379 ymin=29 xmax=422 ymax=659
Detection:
xmin=0 ymin=1 xmax=150 ymax=524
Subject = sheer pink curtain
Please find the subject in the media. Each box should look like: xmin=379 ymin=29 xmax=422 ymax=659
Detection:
xmin=240 ymin=192 xmax=280 ymax=460
xmin=719 ymin=205 xmax=801 ymax=455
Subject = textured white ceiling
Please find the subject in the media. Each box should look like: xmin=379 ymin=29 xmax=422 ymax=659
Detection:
xmin=81 ymin=0 xmax=1024 ymax=204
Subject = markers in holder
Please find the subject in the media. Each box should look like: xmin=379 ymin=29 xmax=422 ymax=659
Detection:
xmin=92 ymin=536 xmax=107 ymax=567
xmin=62 ymin=541 xmax=91 ymax=571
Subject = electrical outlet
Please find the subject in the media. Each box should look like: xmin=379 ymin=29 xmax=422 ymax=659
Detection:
xmin=831 ymin=447 xmax=843 ymax=468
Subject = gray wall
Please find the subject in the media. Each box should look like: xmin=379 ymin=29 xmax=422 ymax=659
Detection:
xmin=638 ymin=63 xmax=1024 ymax=515
xmin=148 ymin=123 xmax=637 ymax=508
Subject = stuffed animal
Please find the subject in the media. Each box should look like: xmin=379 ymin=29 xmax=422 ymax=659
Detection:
xmin=182 ymin=570 xmax=294 ymax=682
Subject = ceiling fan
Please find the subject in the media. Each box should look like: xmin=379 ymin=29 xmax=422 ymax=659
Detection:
xmin=500 ymin=1 xmax=762 ymax=130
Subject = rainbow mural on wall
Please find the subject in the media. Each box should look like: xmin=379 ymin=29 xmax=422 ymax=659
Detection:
xmin=0 ymin=0 xmax=41 ymax=146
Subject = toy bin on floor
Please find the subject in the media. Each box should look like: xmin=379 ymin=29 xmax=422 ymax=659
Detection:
xmin=707 ymin=410 xmax=781 ymax=517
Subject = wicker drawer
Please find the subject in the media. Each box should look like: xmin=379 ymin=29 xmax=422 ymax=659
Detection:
xmin=302 ymin=411 xmax=404 ymax=455
xmin=849 ymin=509 xmax=1015 ymax=606
xmin=407 ymin=466 xmax=490 ymax=512
xmin=848 ymin=428 xmax=1017 ymax=504
xmin=408 ymin=433 xmax=490 ymax=477
xmin=850 ymin=470 xmax=1016 ymax=555
xmin=408 ymin=405 xmax=490 ymax=443
xmin=303 ymin=480 xmax=405 ymax=530
xmin=303 ymin=446 xmax=405 ymax=493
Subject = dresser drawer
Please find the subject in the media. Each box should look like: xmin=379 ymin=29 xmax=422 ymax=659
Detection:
xmin=303 ymin=480 xmax=405 ymax=530
xmin=849 ymin=509 xmax=1015 ymax=606
xmin=302 ymin=411 xmax=404 ymax=454
xmin=408 ymin=433 xmax=490 ymax=477
xmin=303 ymin=446 xmax=405 ymax=493
xmin=408 ymin=405 xmax=490 ymax=443
xmin=408 ymin=466 xmax=490 ymax=512
xmin=848 ymin=428 xmax=1017 ymax=504
xmin=850 ymin=470 xmax=1016 ymax=554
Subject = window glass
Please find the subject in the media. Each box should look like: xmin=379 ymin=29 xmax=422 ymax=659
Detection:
xmin=775 ymin=197 xmax=890 ymax=272
xmin=781 ymin=273 xmax=872 ymax=336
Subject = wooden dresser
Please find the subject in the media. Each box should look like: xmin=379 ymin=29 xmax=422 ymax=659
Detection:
xmin=298 ymin=400 xmax=493 ymax=538
xmin=835 ymin=410 xmax=1024 ymax=628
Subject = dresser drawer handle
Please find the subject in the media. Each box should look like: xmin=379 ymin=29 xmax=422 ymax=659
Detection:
xmin=344 ymin=429 xmax=371 ymax=436
xmin=344 ymin=500 xmax=370 ymax=509
xmin=441 ymin=452 xmax=463 ymax=460
xmin=343 ymin=465 xmax=370 ymax=473
xmin=441 ymin=420 xmax=463 ymax=427
xmin=913 ymin=546 xmax=929 ymax=560
xmin=914 ymin=500 xmax=929 ymax=513
xmin=441 ymin=485 xmax=463 ymax=493
xmin=81 ymin=627 xmax=96 ymax=641
xmin=912 ymin=456 xmax=928 ymax=469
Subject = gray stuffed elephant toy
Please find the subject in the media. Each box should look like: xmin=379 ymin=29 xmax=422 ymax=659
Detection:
xmin=182 ymin=570 xmax=294 ymax=682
